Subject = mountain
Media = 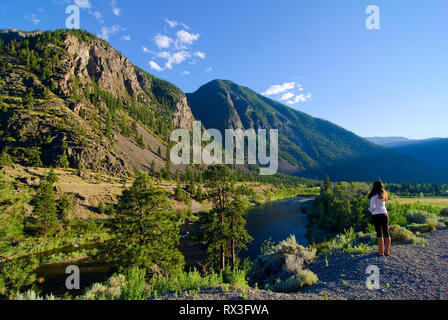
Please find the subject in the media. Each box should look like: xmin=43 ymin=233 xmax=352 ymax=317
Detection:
xmin=365 ymin=136 xmax=412 ymax=148
xmin=187 ymin=80 xmax=448 ymax=183
xmin=389 ymin=139 xmax=448 ymax=172
xmin=0 ymin=29 xmax=193 ymax=177
xmin=366 ymin=136 xmax=442 ymax=148
xmin=1 ymin=29 xmax=446 ymax=183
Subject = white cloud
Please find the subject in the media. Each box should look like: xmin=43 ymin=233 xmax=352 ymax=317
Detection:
xmin=75 ymin=0 xmax=91 ymax=9
xmin=195 ymin=51 xmax=206 ymax=59
xmin=165 ymin=18 xmax=179 ymax=28
xmin=121 ymin=35 xmax=131 ymax=41
xmin=205 ymin=66 xmax=212 ymax=73
xmin=165 ymin=18 xmax=189 ymax=29
xmin=111 ymin=0 xmax=121 ymax=16
xmin=28 ymin=13 xmax=40 ymax=25
xmin=147 ymin=20 xmax=204 ymax=73
xmin=280 ymin=92 xmax=295 ymax=101
xmin=149 ymin=61 xmax=164 ymax=72
xmin=182 ymin=70 xmax=190 ymax=75
xmin=154 ymin=34 xmax=173 ymax=49
xmin=165 ymin=51 xmax=190 ymax=69
xmin=98 ymin=25 xmax=123 ymax=40
xmin=262 ymin=82 xmax=296 ymax=96
xmin=93 ymin=11 xmax=103 ymax=23
xmin=176 ymin=30 xmax=199 ymax=45
xmin=286 ymin=93 xmax=312 ymax=105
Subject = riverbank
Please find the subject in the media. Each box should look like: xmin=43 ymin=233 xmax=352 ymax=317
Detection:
xmin=155 ymin=227 xmax=448 ymax=300
xmin=27 ymin=196 xmax=313 ymax=297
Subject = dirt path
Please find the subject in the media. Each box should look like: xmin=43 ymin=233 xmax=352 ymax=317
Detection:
xmin=159 ymin=227 xmax=448 ymax=300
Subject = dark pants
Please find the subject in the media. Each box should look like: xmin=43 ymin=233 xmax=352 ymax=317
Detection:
xmin=372 ymin=214 xmax=390 ymax=238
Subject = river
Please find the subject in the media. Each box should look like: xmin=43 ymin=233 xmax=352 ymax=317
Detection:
xmin=35 ymin=196 xmax=313 ymax=297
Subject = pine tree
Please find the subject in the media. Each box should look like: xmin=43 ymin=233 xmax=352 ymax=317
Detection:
xmin=109 ymin=171 xmax=184 ymax=275
xmin=227 ymin=195 xmax=252 ymax=269
xmin=150 ymin=160 xmax=155 ymax=174
xmin=175 ymin=184 xmax=186 ymax=203
xmin=195 ymin=165 xmax=251 ymax=271
xmin=97 ymin=201 xmax=105 ymax=214
xmin=323 ymin=175 xmax=331 ymax=192
xmin=31 ymin=171 xmax=60 ymax=236
xmin=58 ymin=150 xmax=69 ymax=168
xmin=105 ymin=114 xmax=113 ymax=138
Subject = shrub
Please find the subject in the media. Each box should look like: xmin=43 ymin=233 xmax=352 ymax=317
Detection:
xmin=80 ymin=274 xmax=125 ymax=300
xmin=405 ymin=211 xmax=440 ymax=232
xmin=15 ymin=290 xmax=56 ymax=300
xmin=121 ymin=267 xmax=147 ymax=300
xmin=405 ymin=211 xmax=435 ymax=225
xmin=147 ymin=269 xmax=223 ymax=297
xmin=440 ymin=208 xmax=448 ymax=217
xmin=223 ymin=269 xmax=248 ymax=289
xmin=389 ymin=225 xmax=422 ymax=244
xmin=324 ymin=228 xmax=371 ymax=255
xmin=247 ymin=235 xmax=318 ymax=292
xmin=268 ymin=269 xmax=318 ymax=293
xmin=407 ymin=223 xmax=433 ymax=233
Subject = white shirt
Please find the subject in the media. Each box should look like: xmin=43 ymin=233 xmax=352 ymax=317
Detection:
xmin=369 ymin=194 xmax=387 ymax=215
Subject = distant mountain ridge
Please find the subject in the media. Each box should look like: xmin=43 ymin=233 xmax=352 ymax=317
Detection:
xmin=187 ymin=80 xmax=448 ymax=183
xmin=368 ymin=137 xmax=448 ymax=172
xmin=366 ymin=136 xmax=444 ymax=148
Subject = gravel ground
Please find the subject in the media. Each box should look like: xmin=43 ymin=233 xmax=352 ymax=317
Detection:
xmin=158 ymin=227 xmax=448 ymax=300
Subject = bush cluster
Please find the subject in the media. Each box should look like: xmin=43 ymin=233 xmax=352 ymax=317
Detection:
xmin=247 ymin=235 xmax=318 ymax=293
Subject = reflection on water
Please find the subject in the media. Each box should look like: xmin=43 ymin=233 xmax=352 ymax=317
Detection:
xmin=36 ymin=260 xmax=111 ymax=297
xmin=243 ymin=197 xmax=311 ymax=259
xmin=36 ymin=196 xmax=313 ymax=296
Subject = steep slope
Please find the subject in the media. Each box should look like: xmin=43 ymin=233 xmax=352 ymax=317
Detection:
xmin=389 ymin=139 xmax=448 ymax=172
xmin=0 ymin=29 xmax=194 ymax=176
xmin=187 ymin=80 xmax=448 ymax=183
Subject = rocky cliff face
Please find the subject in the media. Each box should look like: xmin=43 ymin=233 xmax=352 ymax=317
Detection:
xmin=0 ymin=29 xmax=194 ymax=177
xmin=54 ymin=33 xmax=194 ymax=130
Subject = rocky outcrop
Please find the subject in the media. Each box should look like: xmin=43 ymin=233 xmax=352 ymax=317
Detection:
xmin=172 ymin=96 xmax=194 ymax=130
xmin=53 ymin=33 xmax=194 ymax=131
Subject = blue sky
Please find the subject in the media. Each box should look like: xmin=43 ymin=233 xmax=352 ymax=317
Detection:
xmin=1 ymin=0 xmax=447 ymax=139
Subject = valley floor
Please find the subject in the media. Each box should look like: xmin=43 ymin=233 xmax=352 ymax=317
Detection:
xmin=157 ymin=227 xmax=448 ymax=300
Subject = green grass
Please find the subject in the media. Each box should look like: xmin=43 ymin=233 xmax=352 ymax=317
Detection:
xmin=395 ymin=197 xmax=448 ymax=208
xmin=79 ymin=268 xmax=249 ymax=300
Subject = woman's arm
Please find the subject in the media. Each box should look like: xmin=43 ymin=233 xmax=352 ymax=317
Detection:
xmin=368 ymin=195 xmax=376 ymax=213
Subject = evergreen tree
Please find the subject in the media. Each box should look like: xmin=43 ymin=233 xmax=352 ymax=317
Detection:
xmin=322 ymin=175 xmax=331 ymax=192
xmin=30 ymin=170 xmax=59 ymax=236
xmin=150 ymin=160 xmax=155 ymax=174
xmin=58 ymin=150 xmax=69 ymax=168
xmin=175 ymin=184 xmax=186 ymax=203
xmin=97 ymin=201 xmax=105 ymax=214
xmin=227 ymin=195 xmax=252 ymax=268
xmin=196 ymin=165 xmax=252 ymax=271
xmin=109 ymin=171 xmax=184 ymax=276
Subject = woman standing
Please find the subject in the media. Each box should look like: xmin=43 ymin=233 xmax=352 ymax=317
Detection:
xmin=368 ymin=181 xmax=391 ymax=256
